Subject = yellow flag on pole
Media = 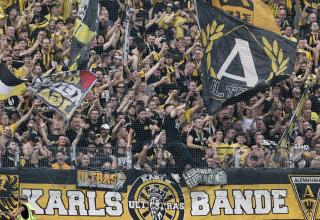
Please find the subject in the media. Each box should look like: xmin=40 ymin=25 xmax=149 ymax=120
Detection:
xmin=211 ymin=0 xmax=281 ymax=34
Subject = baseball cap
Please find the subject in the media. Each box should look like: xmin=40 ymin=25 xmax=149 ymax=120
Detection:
xmin=101 ymin=124 xmax=110 ymax=130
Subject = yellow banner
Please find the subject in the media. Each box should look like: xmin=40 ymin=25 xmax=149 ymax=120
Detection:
xmin=13 ymin=182 xmax=319 ymax=219
xmin=1 ymin=173 xmax=320 ymax=220
xmin=211 ymin=0 xmax=281 ymax=34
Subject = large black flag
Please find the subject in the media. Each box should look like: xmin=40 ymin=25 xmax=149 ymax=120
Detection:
xmin=196 ymin=0 xmax=296 ymax=113
xmin=69 ymin=0 xmax=99 ymax=71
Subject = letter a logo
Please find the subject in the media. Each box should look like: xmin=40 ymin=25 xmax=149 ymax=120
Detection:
xmin=290 ymin=176 xmax=320 ymax=220
xmin=217 ymin=38 xmax=259 ymax=87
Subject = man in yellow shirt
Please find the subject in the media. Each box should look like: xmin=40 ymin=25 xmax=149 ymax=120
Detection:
xmin=51 ymin=151 xmax=72 ymax=170
xmin=212 ymin=130 xmax=229 ymax=162
xmin=159 ymin=7 xmax=191 ymax=39
xmin=230 ymin=132 xmax=250 ymax=166
xmin=13 ymin=54 xmax=33 ymax=79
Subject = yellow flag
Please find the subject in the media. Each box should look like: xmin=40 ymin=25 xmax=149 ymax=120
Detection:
xmin=63 ymin=0 xmax=72 ymax=21
xmin=18 ymin=0 xmax=25 ymax=13
xmin=0 ymin=0 xmax=15 ymax=10
xmin=212 ymin=0 xmax=281 ymax=34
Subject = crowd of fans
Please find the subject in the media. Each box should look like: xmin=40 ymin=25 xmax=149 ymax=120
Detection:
xmin=0 ymin=0 xmax=320 ymax=176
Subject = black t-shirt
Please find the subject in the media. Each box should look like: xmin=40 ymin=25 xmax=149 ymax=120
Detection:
xmin=188 ymin=129 xmax=210 ymax=160
xmin=87 ymin=119 xmax=103 ymax=134
xmin=132 ymin=118 xmax=154 ymax=143
xmin=310 ymin=95 xmax=320 ymax=115
xmin=115 ymin=151 xmax=127 ymax=168
xmin=264 ymin=116 xmax=276 ymax=133
xmin=100 ymin=153 xmax=114 ymax=166
xmin=162 ymin=115 xmax=181 ymax=143
xmin=88 ymin=156 xmax=102 ymax=169
xmin=12 ymin=60 xmax=23 ymax=69
xmin=47 ymin=133 xmax=60 ymax=145
xmin=66 ymin=129 xmax=77 ymax=143
xmin=2 ymin=153 xmax=15 ymax=167
xmin=176 ymin=73 xmax=191 ymax=94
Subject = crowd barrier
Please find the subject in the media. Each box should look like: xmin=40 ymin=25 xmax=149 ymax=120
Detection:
xmin=0 ymin=168 xmax=319 ymax=220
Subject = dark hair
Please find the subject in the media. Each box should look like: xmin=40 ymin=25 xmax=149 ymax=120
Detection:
xmin=136 ymin=100 xmax=145 ymax=108
xmin=137 ymin=108 xmax=146 ymax=114
xmin=5 ymin=138 xmax=19 ymax=148
xmin=236 ymin=132 xmax=246 ymax=138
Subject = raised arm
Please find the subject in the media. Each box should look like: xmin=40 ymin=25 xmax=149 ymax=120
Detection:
xmin=16 ymin=104 xmax=36 ymax=128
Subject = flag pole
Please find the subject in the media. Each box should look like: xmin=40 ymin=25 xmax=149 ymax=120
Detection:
xmin=192 ymin=0 xmax=201 ymax=31
xmin=123 ymin=0 xmax=132 ymax=62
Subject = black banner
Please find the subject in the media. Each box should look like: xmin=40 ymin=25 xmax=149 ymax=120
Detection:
xmin=69 ymin=0 xmax=99 ymax=70
xmin=196 ymin=0 xmax=296 ymax=113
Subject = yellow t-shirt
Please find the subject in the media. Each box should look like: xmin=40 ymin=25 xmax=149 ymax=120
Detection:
xmin=158 ymin=15 xmax=170 ymax=29
xmin=283 ymin=35 xmax=297 ymax=43
xmin=184 ymin=108 xmax=196 ymax=123
xmin=172 ymin=16 xmax=189 ymax=39
xmin=0 ymin=123 xmax=17 ymax=136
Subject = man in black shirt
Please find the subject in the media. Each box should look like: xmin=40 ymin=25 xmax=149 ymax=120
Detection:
xmin=128 ymin=108 xmax=159 ymax=170
xmin=187 ymin=117 xmax=212 ymax=166
xmin=87 ymin=110 xmax=103 ymax=134
xmin=114 ymin=138 xmax=127 ymax=169
xmin=2 ymin=139 xmax=19 ymax=167
xmin=162 ymin=104 xmax=192 ymax=179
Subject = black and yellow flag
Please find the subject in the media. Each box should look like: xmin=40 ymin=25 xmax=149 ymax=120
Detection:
xmin=68 ymin=0 xmax=99 ymax=71
xmin=279 ymin=85 xmax=310 ymax=148
xmin=211 ymin=0 xmax=281 ymax=34
xmin=0 ymin=64 xmax=26 ymax=100
xmin=290 ymin=176 xmax=320 ymax=220
xmin=196 ymin=0 xmax=296 ymax=113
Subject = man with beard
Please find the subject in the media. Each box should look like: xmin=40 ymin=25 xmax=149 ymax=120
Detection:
xmin=2 ymin=139 xmax=19 ymax=167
